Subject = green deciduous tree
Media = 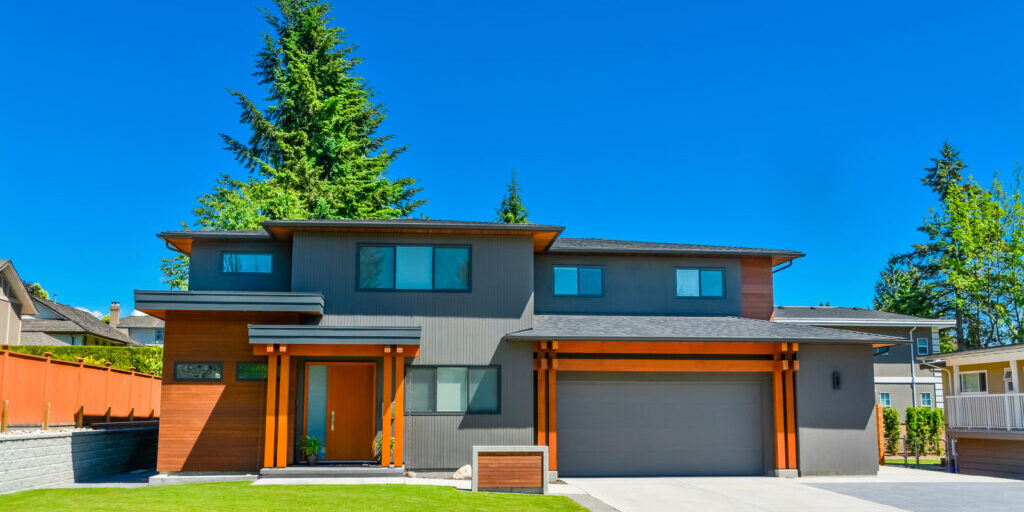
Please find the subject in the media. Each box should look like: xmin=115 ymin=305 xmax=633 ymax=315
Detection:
xmin=496 ymin=170 xmax=529 ymax=224
xmin=162 ymin=0 xmax=425 ymax=287
xmin=23 ymin=282 xmax=49 ymax=300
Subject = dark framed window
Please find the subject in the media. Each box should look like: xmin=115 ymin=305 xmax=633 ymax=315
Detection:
xmin=553 ymin=265 xmax=603 ymax=296
xmin=174 ymin=362 xmax=223 ymax=382
xmin=675 ymin=268 xmax=724 ymax=298
xmin=154 ymin=329 xmax=164 ymax=342
xmin=222 ymin=252 xmax=273 ymax=274
xmin=358 ymin=245 xmax=470 ymax=291
xmin=916 ymin=338 xmax=930 ymax=356
xmin=236 ymin=362 xmax=268 ymax=381
xmin=405 ymin=366 xmax=499 ymax=414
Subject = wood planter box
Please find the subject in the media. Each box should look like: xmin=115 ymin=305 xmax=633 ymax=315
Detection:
xmin=472 ymin=446 xmax=549 ymax=494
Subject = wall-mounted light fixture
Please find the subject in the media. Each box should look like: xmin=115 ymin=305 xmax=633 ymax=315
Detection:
xmin=832 ymin=371 xmax=841 ymax=390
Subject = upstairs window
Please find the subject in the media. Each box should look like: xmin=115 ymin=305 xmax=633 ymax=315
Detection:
xmin=358 ymin=245 xmax=470 ymax=291
xmin=222 ymin=252 xmax=272 ymax=274
xmin=675 ymin=268 xmax=724 ymax=298
xmin=553 ymin=266 xmax=603 ymax=296
xmin=916 ymin=338 xmax=930 ymax=356
xmin=960 ymin=371 xmax=987 ymax=394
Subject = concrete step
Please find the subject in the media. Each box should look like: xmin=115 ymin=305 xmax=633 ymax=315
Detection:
xmin=259 ymin=466 xmax=405 ymax=479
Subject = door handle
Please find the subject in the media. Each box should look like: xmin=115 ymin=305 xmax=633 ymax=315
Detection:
xmin=331 ymin=411 xmax=335 ymax=431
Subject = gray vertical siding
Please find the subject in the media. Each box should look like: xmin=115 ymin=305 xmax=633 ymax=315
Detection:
xmin=796 ymin=343 xmax=879 ymax=476
xmin=533 ymin=254 xmax=743 ymax=316
xmin=290 ymin=232 xmax=535 ymax=469
xmin=189 ymin=240 xmax=292 ymax=292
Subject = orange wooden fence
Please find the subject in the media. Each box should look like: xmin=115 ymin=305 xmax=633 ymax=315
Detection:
xmin=0 ymin=347 xmax=160 ymax=429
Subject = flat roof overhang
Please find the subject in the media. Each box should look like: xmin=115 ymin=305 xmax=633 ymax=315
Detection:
xmin=776 ymin=318 xmax=958 ymax=328
xmin=134 ymin=290 xmax=324 ymax=320
xmin=249 ymin=325 xmax=421 ymax=357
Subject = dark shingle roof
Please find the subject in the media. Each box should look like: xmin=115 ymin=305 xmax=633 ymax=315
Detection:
xmin=504 ymin=314 xmax=904 ymax=344
xmin=21 ymin=319 xmax=81 ymax=333
xmin=774 ymin=306 xmax=956 ymax=327
xmin=549 ymin=238 xmax=804 ymax=262
xmin=116 ymin=315 xmax=164 ymax=328
xmin=18 ymin=331 xmax=71 ymax=346
xmin=261 ymin=218 xmax=564 ymax=232
xmin=27 ymin=297 xmax=140 ymax=346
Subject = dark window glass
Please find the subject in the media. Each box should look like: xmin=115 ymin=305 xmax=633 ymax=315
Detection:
xmin=468 ymin=367 xmax=499 ymax=413
xmin=395 ymin=246 xmax=433 ymax=289
xmin=700 ymin=269 xmax=724 ymax=297
xmin=434 ymin=247 xmax=470 ymax=290
xmin=677 ymin=268 xmax=724 ymax=298
xmin=406 ymin=366 xmax=499 ymax=414
xmin=174 ymin=362 xmax=223 ymax=382
xmin=155 ymin=329 xmax=164 ymax=341
xmin=222 ymin=253 xmax=272 ymax=274
xmin=578 ymin=267 xmax=603 ymax=296
xmin=553 ymin=266 xmax=578 ymax=295
xmin=359 ymin=246 xmax=395 ymax=289
xmin=675 ymin=269 xmax=700 ymax=297
xmin=236 ymin=362 xmax=268 ymax=381
xmin=406 ymin=367 xmax=436 ymax=412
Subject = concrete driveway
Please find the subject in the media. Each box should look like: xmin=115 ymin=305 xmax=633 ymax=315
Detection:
xmin=562 ymin=467 xmax=1024 ymax=512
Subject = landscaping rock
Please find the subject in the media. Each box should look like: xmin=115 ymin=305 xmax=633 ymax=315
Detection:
xmin=452 ymin=464 xmax=472 ymax=480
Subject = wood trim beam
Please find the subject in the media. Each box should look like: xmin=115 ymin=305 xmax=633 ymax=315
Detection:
xmin=555 ymin=359 xmax=778 ymax=373
xmin=251 ymin=344 xmax=420 ymax=357
xmin=555 ymin=341 xmax=781 ymax=355
xmin=275 ymin=353 xmax=290 ymax=468
xmin=264 ymin=353 xmax=278 ymax=468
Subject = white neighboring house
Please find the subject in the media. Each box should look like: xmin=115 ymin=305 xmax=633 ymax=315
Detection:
xmin=108 ymin=302 xmax=164 ymax=346
xmin=775 ymin=306 xmax=957 ymax=417
xmin=0 ymin=260 xmax=38 ymax=344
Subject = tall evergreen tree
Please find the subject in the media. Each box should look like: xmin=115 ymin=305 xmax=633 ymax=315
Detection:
xmin=922 ymin=141 xmax=967 ymax=200
xmin=496 ymin=170 xmax=529 ymax=224
xmin=162 ymin=0 xmax=425 ymax=288
xmin=872 ymin=255 xmax=935 ymax=318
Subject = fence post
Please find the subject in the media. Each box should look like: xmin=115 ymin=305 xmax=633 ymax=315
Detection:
xmin=0 ymin=347 xmax=8 ymax=417
xmin=41 ymin=352 xmax=52 ymax=430
xmin=75 ymin=358 xmax=84 ymax=423
xmin=104 ymin=362 xmax=112 ymax=420
xmin=75 ymin=405 xmax=83 ymax=429
xmin=1 ymin=400 xmax=7 ymax=433
xmin=128 ymin=366 xmax=136 ymax=422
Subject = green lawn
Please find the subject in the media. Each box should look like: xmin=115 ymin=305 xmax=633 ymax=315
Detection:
xmin=0 ymin=482 xmax=587 ymax=512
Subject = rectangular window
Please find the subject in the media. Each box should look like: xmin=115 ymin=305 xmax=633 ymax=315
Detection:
xmin=879 ymin=392 xmax=891 ymax=407
xmin=155 ymin=329 xmax=164 ymax=342
xmin=358 ymin=245 xmax=470 ymax=291
xmin=405 ymin=366 xmax=499 ymax=414
xmin=676 ymin=268 xmax=724 ymax=298
xmin=960 ymin=371 xmax=988 ymax=393
xmin=174 ymin=362 xmax=223 ymax=382
xmin=236 ymin=362 xmax=268 ymax=381
xmin=916 ymin=338 xmax=929 ymax=356
xmin=874 ymin=346 xmax=890 ymax=356
xmin=921 ymin=392 xmax=932 ymax=407
xmin=222 ymin=252 xmax=272 ymax=274
xmin=553 ymin=265 xmax=603 ymax=296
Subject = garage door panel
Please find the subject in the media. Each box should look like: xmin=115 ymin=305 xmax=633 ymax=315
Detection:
xmin=558 ymin=373 xmax=768 ymax=477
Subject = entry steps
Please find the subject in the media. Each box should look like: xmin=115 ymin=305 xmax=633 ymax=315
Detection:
xmin=259 ymin=465 xmax=405 ymax=479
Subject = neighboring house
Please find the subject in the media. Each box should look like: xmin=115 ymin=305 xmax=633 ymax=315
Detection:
xmin=0 ymin=260 xmax=38 ymax=344
xmin=21 ymin=296 xmax=140 ymax=346
xmin=774 ymin=306 xmax=957 ymax=417
xmin=921 ymin=345 xmax=1024 ymax=479
xmin=108 ymin=302 xmax=164 ymax=346
xmin=135 ymin=219 xmax=904 ymax=478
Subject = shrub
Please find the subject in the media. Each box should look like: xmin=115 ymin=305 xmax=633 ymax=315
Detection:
xmin=926 ymin=408 xmax=945 ymax=455
xmin=6 ymin=346 xmax=162 ymax=375
xmin=883 ymin=407 xmax=900 ymax=454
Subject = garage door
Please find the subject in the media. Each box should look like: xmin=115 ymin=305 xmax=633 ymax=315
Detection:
xmin=557 ymin=372 xmax=771 ymax=477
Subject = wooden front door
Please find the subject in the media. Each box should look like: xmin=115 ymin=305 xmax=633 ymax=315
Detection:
xmin=306 ymin=362 xmax=376 ymax=461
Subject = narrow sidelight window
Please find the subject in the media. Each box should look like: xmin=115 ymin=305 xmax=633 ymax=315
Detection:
xmin=358 ymin=245 xmax=470 ymax=291
xmin=553 ymin=265 xmax=603 ymax=296
xmin=174 ymin=362 xmax=223 ymax=382
xmin=676 ymin=268 xmax=724 ymax=298
xmin=222 ymin=252 xmax=272 ymax=274
xmin=405 ymin=366 xmax=499 ymax=414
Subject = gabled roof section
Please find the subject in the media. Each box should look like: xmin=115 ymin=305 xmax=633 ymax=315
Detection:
xmin=25 ymin=296 xmax=140 ymax=346
xmin=504 ymin=314 xmax=904 ymax=345
xmin=0 ymin=260 xmax=39 ymax=316
xmin=774 ymin=306 xmax=956 ymax=328
xmin=549 ymin=238 xmax=804 ymax=265
xmin=116 ymin=315 xmax=164 ymax=328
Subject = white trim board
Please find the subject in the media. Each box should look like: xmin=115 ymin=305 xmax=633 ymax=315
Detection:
xmin=875 ymin=376 xmax=942 ymax=384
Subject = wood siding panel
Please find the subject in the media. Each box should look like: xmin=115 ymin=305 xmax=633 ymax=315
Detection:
xmin=158 ymin=311 xmax=297 ymax=472
xmin=477 ymin=453 xmax=544 ymax=488
xmin=957 ymin=438 xmax=1024 ymax=479
xmin=741 ymin=257 xmax=774 ymax=320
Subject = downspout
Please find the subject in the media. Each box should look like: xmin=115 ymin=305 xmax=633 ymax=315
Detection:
xmin=920 ymin=360 xmax=955 ymax=472
xmin=909 ymin=327 xmax=922 ymax=406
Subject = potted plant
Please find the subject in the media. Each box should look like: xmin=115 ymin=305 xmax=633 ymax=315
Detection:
xmin=301 ymin=435 xmax=322 ymax=465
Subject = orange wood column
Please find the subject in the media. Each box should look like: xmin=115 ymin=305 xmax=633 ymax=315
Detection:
xmin=876 ymin=403 xmax=885 ymax=465
xmin=263 ymin=352 xmax=278 ymax=468
xmin=382 ymin=347 xmax=393 ymax=467
xmin=784 ymin=367 xmax=797 ymax=469
xmin=276 ymin=351 xmax=290 ymax=468
xmin=548 ymin=364 xmax=558 ymax=471
xmin=535 ymin=342 xmax=547 ymax=446
xmin=772 ymin=357 xmax=786 ymax=469
xmin=394 ymin=349 xmax=405 ymax=467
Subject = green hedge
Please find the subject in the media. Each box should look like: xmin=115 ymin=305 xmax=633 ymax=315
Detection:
xmin=6 ymin=346 xmax=163 ymax=376
xmin=905 ymin=406 xmax=945 ymax=455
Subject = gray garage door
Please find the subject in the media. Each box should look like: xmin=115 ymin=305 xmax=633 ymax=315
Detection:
xmin=557 ymin=372 xmax=771 ymax=477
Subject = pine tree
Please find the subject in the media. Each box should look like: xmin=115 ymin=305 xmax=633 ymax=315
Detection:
xmin=923 ymin=141 xmax=967 ymax=201
xmin=163 ymin=0 xmax=425 ymax=288
xmin=872 ymin=255 xmax=935 ymax=318
xmin=496 ymin=170 xmax=529 ymax=224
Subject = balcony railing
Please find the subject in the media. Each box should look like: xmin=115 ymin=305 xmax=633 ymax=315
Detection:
xmin=946 ymin=393 xmax=1024 ymax=431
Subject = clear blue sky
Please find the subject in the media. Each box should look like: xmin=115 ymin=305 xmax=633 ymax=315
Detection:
xmin=3 ymin=0 xmax=1024 ymax=316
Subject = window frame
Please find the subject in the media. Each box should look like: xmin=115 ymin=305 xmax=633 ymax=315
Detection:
xmin=173 ymin=361 xmax=224 ymax=382
xmin=355 ymin=243 xmax=472 ymax=293
xmin=920 ymin=392 xmax=932 ymax=407
xmin=916 ymin=338 xmax=930 ymax=356
xmin=552 ymin=265 xmax=605 ymax=297
xmin=220 ymin=251 xmax=274 ymax=275
xmin=959 ymin=370 xmax=988 ymax=395
xmin=404 ymin=365 xmax=501 ymax=415
xmin=879 ymin=392 xmax=891 ymax=407
xmin=674 ymin=267 xmax=727 ymax=299
xmin=235 ymin=361 xmax=269 ymax=382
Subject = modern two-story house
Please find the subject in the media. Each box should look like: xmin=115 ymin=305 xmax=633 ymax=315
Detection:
xmin=135 ymin=219 xmax=903 ymax=479
xmin=774 ymin=306 xmax=956 ymax=417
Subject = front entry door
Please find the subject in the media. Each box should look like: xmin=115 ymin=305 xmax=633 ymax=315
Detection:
xmin=305 ymin=362 xmax=376 ymax=461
